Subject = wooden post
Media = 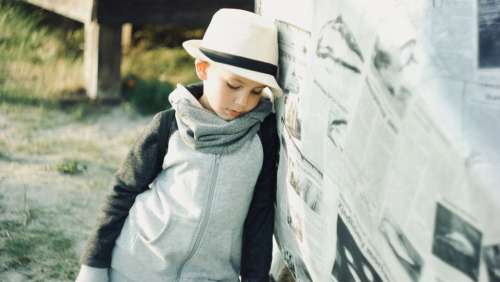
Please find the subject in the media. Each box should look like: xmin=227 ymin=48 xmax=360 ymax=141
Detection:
xmin=84 ymin=21 xmax=122 ymax=100
xmin=121 ymin=23 xmax=133 ymax=54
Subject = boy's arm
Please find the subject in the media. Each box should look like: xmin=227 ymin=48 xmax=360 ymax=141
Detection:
xmin=241 ymin=114 xmax=279 ymax=282
xmin=79 ymin=109 xmax=175 ymax=268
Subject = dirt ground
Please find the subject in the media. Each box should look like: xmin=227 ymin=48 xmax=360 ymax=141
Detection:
xmin=0 ymin=102 xmax=295 ymax=282
xmin=0 ymin=103 xmax=151 ymax=281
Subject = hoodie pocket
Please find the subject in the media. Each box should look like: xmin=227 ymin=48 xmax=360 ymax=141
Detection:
xmin=129 ymin=195 xmax=197 ymax=273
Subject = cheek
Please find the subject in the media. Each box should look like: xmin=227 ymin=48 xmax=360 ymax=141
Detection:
xmin=205 ymin=82 xmax=225 ymax=105
xmin=221 ymin=92 xmax=237 ymax=108
xmin=212 ymin=89 xmax=233 ymax=109
xmin=247 ymin=96 xmax=262 ymax=110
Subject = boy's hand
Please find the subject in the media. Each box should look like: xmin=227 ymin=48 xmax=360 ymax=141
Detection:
xmin=75 ymin=265 xmax=109 ymax=282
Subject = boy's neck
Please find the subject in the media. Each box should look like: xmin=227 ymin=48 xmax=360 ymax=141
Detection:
xmin=198 ymin=94 xmax=214 ymax=112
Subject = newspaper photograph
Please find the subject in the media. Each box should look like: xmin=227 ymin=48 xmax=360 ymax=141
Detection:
xmin=277 ymin=21 xmax=311 ymax=98
xmin=287 ymin=156 xmax=322 ymax=214
xmin=312 ymin=0 xmax=370 ymax=111
xmin=432 ymin=203 xmax=483 ymax=282
xmin=478 ymin=0 xmax=500 ymax=68
xmin=483 ymin=244 xmax=500 ymax=282
xmin=370 ymin=36 xmax=417 ymax=118
xmin=366 ymin=5 xmax=420 ymax=119
xmin=379 ymin=217 xmax=424 ymax=282
xmin=332 ymin=197 xmax=393 ymax=282
xmin=275 ymin=20 xmax=311 ymax=152
xmin=428 ymin=200 xmax=487 ymax=282
xmin=332 ymin=216 xmax=383 ymax=282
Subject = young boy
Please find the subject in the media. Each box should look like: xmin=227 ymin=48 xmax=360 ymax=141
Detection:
xmin=76 ymin=8 xmax=282 ymax=282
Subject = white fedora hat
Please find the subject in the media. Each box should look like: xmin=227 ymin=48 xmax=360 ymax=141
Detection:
xmin=183 ymin=8 xmax=283 ymax=97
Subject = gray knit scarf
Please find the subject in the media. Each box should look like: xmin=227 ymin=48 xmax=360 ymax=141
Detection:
xmin=168 ymin=84 xmax=272 ymax=154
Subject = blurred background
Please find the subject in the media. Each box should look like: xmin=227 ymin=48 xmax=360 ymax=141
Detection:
xmin=0 ymin=0 xmax=255 ymax=281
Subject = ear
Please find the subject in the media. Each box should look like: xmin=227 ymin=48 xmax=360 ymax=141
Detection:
xmin=195 ymin=59 xmax=209 ymax=80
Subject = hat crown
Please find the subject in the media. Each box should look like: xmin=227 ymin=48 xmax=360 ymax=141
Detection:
xmin=201 ymin=9 xmax=278 ymax=65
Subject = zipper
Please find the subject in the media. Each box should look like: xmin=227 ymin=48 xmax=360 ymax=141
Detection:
xmin=176 ymin=154 xmax=221 ymax=281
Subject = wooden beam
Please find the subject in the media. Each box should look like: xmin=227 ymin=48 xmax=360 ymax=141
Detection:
xmin=96 ymin=0 xmax=254 ymax=25
xmin=24 ymin=0 xmax=94 ymax=23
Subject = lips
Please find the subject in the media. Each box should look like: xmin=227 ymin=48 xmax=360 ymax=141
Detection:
xmin=226 ymin=109 xmax=242 ymax=118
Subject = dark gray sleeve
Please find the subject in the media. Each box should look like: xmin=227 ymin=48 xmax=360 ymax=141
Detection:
xmin=80 ymin=109 xmax=175 ymax=268
xmin=240 ymin=113 xmax=279 ymax=282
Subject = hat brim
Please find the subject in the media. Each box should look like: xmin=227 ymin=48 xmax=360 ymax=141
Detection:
xmin=183 ymin=39 xmax=283 ymax=97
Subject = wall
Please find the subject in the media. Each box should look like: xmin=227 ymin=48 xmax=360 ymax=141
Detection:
xmin=258 ymin=0 xmax=500 ymax=281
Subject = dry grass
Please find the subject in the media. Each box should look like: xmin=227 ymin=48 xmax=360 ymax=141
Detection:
xmin=122 ymin=45 xmax=197 ymax=86
xmin=0 ymin=1 xmax=84 ymax=104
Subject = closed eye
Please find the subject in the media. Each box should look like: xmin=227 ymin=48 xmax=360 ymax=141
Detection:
xmin=252 ymin=88 xmax=264 ymax=95
xmin=226 ymin=82 xmax=241 ymax=90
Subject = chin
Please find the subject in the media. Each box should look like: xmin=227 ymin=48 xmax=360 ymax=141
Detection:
xmin=222 ymin=116 xmax=236 ymax=121
xmin=215 ymin=112 xmax=234 ymax=121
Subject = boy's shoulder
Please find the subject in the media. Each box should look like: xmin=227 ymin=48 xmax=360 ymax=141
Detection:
xmin=141 ymin=108 xmax=178 ymax=145
xmin=260 ymin=112 xmax=277 ymax=134
xmin=152 ymin=107 xmax=176 ymax=125
xmin=257 ymin=113 xmax=278 ymax=151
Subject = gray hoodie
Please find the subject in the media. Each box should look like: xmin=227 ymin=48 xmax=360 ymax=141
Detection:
xmin=110 ymin=86 xmax=268 ymax=281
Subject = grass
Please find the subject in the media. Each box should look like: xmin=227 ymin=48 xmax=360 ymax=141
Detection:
xmin=0 ymin=0 xmax=198 ymax=115
xmin=53 ymin=159 xmax=87 ymax=175
xmin=0 ymin=191 xmax=78 ymax=281
xmin=0 ymin=1 xmax=84 ymax=103
xmin=0 ymin=216 xmax=78 ymax=281
xmin=122 ymin=46 xmax=197 ymax=85
xmin=0 ymin=150 xmax=10 ymax=161
xmin=122 ymin=74 xmax=176 ymax=114
xmin=121 ymin=45 xmax=198 ymax=114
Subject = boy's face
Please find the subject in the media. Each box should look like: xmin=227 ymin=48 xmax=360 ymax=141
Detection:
xmin=196 ymin=59 xmax=267 ymax=121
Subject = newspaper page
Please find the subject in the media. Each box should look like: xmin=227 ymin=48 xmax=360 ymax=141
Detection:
xmin=257 ymin=0 xmax=500 ymax=281
xmin=273 ymin=118 xmax=336 ymax=282
xmin=266 ymin=5 xmax=340 ymax=281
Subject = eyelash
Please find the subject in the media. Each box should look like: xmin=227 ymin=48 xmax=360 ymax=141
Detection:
xmin=252 ymin=89 xmax=263 ymax=95
xmin=226 ymin=82 xmax=263 ymax=95
xmin=226 ymin=82 xmax=241 ymax=90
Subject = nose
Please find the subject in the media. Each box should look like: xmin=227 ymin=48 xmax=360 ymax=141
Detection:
xmin=234 ymin=92 xmax=249 ymax=108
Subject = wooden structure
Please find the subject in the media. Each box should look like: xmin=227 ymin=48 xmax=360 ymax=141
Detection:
xmin=23 ymin=0 xmax=253 ymax=100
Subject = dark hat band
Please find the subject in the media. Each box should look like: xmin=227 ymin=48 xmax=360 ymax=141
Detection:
xmin=199 ymin=47 xmax=277 ymax=78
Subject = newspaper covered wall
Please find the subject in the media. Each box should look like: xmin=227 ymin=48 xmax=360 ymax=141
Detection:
xmin=257 ymin=0 xmax=500 ymax=281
